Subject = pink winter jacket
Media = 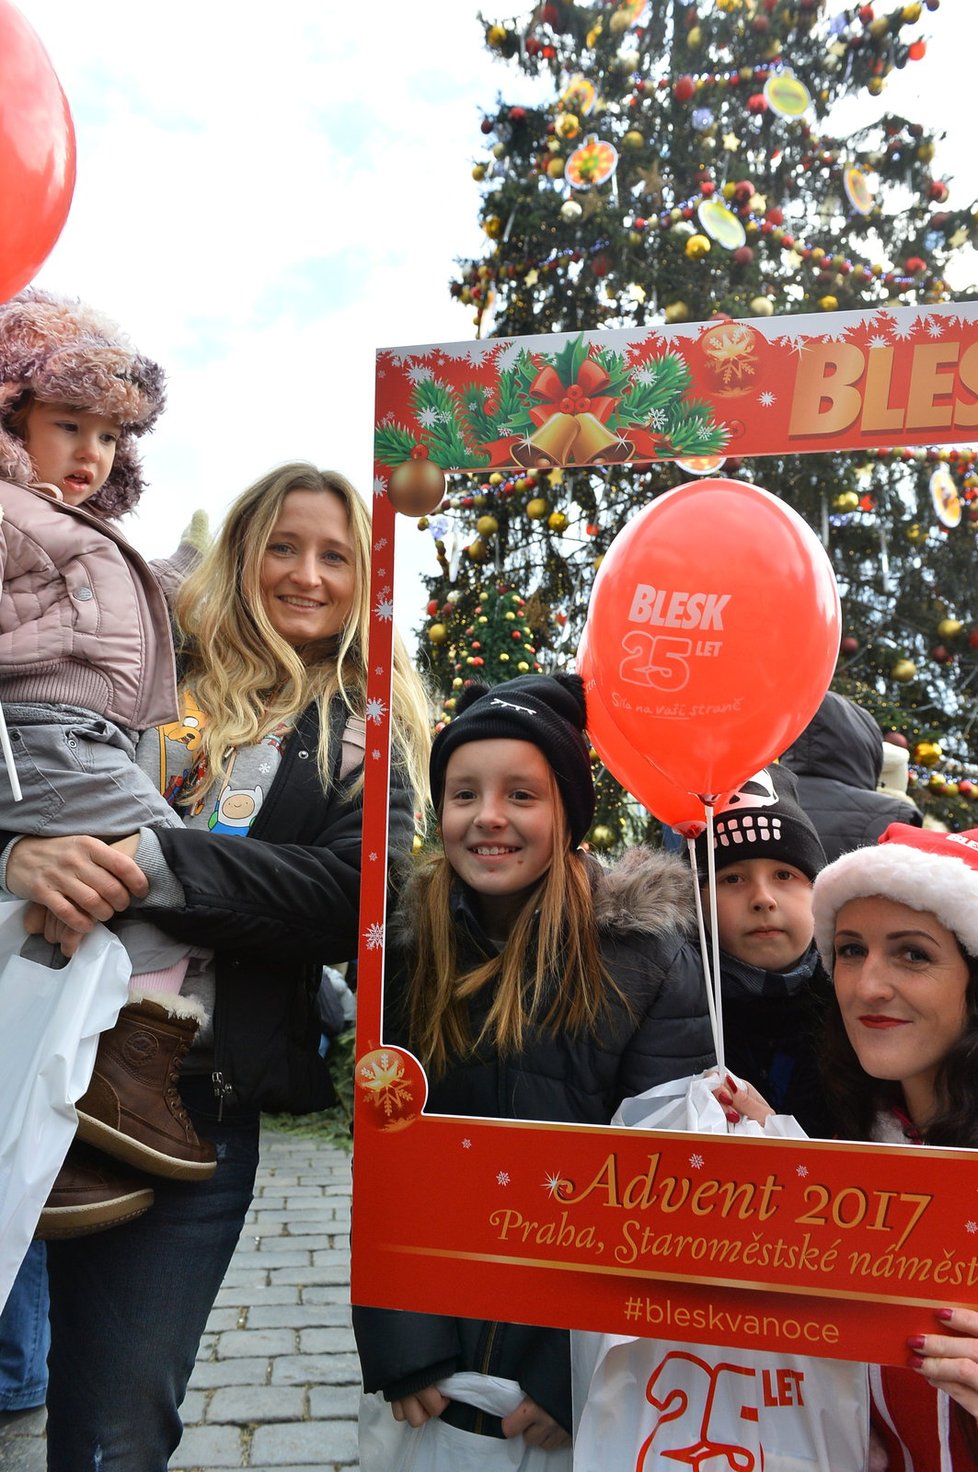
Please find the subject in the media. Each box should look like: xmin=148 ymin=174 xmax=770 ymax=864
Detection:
xmin=0 ymin=478 xmax=193 ymax=731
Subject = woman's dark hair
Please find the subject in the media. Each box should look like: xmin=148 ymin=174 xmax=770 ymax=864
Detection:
xmin=822 ymin=951 xmax=978 ymax=1148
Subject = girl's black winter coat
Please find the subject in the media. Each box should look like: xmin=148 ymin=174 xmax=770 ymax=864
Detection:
xmin=353 ymin=845 xmax=715 ymax=1434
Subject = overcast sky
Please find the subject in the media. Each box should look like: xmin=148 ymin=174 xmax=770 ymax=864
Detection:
xmin=14 ymin=0 xmax=976 ymax=637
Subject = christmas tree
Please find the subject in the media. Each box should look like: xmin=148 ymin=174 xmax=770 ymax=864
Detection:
xmin=414 ymin=0 xmax=978 ymax=842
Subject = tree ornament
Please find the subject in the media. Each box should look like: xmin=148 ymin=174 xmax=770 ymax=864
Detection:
xmin=588 ymin=824 xmax=616 ymax=850
xmin=560 ymin=199 xmax=583 ymax=221
xmin=548 ymin=510 xmax=569 ymax=532
xmin=427 ymin=623 xmax=449 ymax=645
xmin=891 ymin=657 xmax=918 ymax=682
xmin=387 ymin=458 xmax=447 ymax=517
xmin=685 ymin=233 xmax=712 ymax=259
xmin=526 ymin=498 xmax=549 ymax=520
xmin=840 ymin=635 xmax=859 ymax=657
xmin=750 ymin=295 xmax=774 ymax=316
xmin=566 ymin=134 xmax=619 ymax=189
xmin=937 ymin=617 xmax=963 ymax=638
xmin=914 ymin=739 xmax=943 ymax=766
xmin=664 ymin=301 xmax=690 ymax=323
xmin=476 ymin=514 xmax=499 ymax=537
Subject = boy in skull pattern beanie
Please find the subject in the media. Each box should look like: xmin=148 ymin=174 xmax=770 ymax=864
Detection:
xmin=429 ymin=674 xmax=595 ymax=847
xmin=696 ymin=764 xmax=832 ymax=1137
xmin=695 ymin=763 xmax=826 ymax=883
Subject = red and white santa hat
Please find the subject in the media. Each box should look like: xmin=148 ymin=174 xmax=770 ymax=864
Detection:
xmin=813 ymin=823 xmax=978 ymax=966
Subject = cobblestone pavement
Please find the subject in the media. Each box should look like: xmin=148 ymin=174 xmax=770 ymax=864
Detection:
xmin=0 ymin=1124 xmax=360 ymax=1471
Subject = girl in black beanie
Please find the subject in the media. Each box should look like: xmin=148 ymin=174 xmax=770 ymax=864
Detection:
xmin=354 ymin=673 xmax=714 ymax=1467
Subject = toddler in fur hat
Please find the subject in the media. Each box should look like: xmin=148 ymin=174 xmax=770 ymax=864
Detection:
xmin=0 ymin=288 xmax=216 ymax=1236
xmin=695 ymin=764 xmax=835 ymax=1137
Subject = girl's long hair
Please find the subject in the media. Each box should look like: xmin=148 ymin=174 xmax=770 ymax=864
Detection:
xmin=822 ymin=950 xmax=978 ymax=1149
xmin=407 ymin=777 xmax=619 ymax=1078
xmin=174 ymin=462 xmax=430 ymax=809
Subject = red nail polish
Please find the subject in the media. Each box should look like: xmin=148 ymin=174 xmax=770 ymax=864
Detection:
xmin=908 ymin=1354 xmax=924 ymax=1369
xmin=907 ymin=1335 xmax=925 ymax=1350
xmin=725 ymin=1109 xmax=740 ymax=1124
xmin=725 ymin=1075 xmax=738 ymax=1092
xmin=716 ymin=1090 xmax=732 ymax=1106
xmin=937 ymin=1308 xmax=953 ymax=1321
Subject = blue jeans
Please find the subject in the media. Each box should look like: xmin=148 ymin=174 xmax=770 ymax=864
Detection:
xmin=0 ymin=1241 xmax=49 ymax=1411
xmin=44 ymin=1081 xmax=260 ymax=1472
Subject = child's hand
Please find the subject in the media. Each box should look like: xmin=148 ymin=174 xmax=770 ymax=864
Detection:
xmin=908 ymin=1306 xmax=978 ymax=1417
xmin=501 ymin=1395 xmax=571 ymax=1448
xmin=22 ymin=902 xmax=86 ymax=956
xmin=712 ymin=1073 xmax=775 ymax=1127
xmin=389 ymin=1384 xmax=449 ymax=1427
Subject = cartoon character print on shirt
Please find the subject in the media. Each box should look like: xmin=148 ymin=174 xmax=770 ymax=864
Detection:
xmin=156 ymin=692 xmax=207 ymax=808
xmin=207 ymin=779 xmax=264 ymax=835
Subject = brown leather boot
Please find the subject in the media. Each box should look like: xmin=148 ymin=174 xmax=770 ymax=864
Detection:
xmin=35 ymin=1144 xmax=155 ymax=1239
xmin=75 ymin=992 xmax=217 ymax=1180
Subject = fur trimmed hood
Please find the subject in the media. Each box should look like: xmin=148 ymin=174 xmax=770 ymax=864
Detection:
xmin=392 ymin=844 xmax=696 ymax=947
xmin=0 ymin=287 xmax=166 ymax=519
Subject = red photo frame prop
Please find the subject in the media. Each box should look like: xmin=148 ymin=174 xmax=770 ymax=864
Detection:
xmin=352 ymin=303 xmax=978 ymax=1366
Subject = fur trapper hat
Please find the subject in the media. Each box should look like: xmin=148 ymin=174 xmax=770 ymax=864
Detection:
xmin=813 ymin=822 xmax=978 ymax=966
xmin=0 ymin=287 xmax=166 ymax=519
xmin=429 ymin=673 xmax=595 ymax=847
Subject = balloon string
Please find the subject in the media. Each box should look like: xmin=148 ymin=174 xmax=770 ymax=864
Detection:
xmin=687 ymin=833 xmax=721 ymax=1073
xmin=704 ymin=803 xmax=725 ymax=1077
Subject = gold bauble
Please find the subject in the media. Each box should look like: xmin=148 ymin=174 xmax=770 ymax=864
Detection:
xmin=547 ymin=157 xmax=566 ymax=180
xmin=937 ymin=617 xmax=963 ymax=639
xmin=891 ymin=657 xmax=918 ymax=683
xmin=556 ymin=112 xmax=580 ymax=140
xmin=472 ymin=164 xmax=486 ymax=182
xmin=476 ymin=514 xmax=499 ymax=537
xmin=685 ymin=233 xmax=712 ymax=259
xmin=687 ymin=24 xmax=703 ymax=47
xmin=914 ymin=740 xmax=943 ymax=768
xmin=623 ymin=129 xmax=645 ymax=150
xmin=427 ymin=622 xmax=448 ymax=645
xmin=484 ymin=215 xmax=503 ymax=238
xmin=589 ymin=824 xmax=616 ymax=851
xmin=487 ymin=24 xmax=508 ymax=47
xmin=664 ymin=300 xmax=689 ymax=323
xmin=526 ymin=497 xmax=549 ymax=520
xmin=833 ymin=491 xmax=859 ymax=512
xmin=466 ymin=538 xmax=488 ymax=562
xmin=819 ymin=294 xmax=839 ymax=311
xmin=906 ymin=522 xmax=924 ymax=543
xmin=548 ymin=510 xmax=569 ymax=532
xmin=749 ymin=295 xmax=774 ymax=316
xmin=867 ymin=77 xmax=885 ymax=96
xmin=387 ymin=459 xmax=447 ymax=517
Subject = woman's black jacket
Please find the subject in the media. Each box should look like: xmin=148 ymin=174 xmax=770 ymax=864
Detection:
xmin=139 ymin=699 xmax=415 ymax=1114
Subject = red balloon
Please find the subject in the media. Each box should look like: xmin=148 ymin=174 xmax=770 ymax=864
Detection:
xmin=0 ymin=1 xmax=76 ymax=303
xmin=578 ymin=630 xmax=731 ymax=837
xmin=584 ymin=478 xmax=840 ymax=799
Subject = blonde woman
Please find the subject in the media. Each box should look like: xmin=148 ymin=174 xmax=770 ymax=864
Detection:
xmin=6 ymin=462 xmax=430 ymax=1471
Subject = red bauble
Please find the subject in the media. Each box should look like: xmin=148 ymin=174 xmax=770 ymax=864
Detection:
xmin=840 ymin=636 xmax=859 ymax=657
xmin=673 ymin=75 xmax=696 ymax=102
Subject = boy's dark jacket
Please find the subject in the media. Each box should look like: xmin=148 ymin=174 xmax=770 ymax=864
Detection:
xmin=719 ymin=941 xmax=834 ymax=1140
xmin=353 ymin=845 xmax=715 ymax=1433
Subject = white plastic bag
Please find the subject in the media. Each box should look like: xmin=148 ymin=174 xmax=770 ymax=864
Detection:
xmin=0 ymin=900 xmax=131 ymax=1308
xmin=571 ymin=1073 xmax=869 ymax=1472
xmin=359 ymin=1372 xmax=573 ymax=1472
